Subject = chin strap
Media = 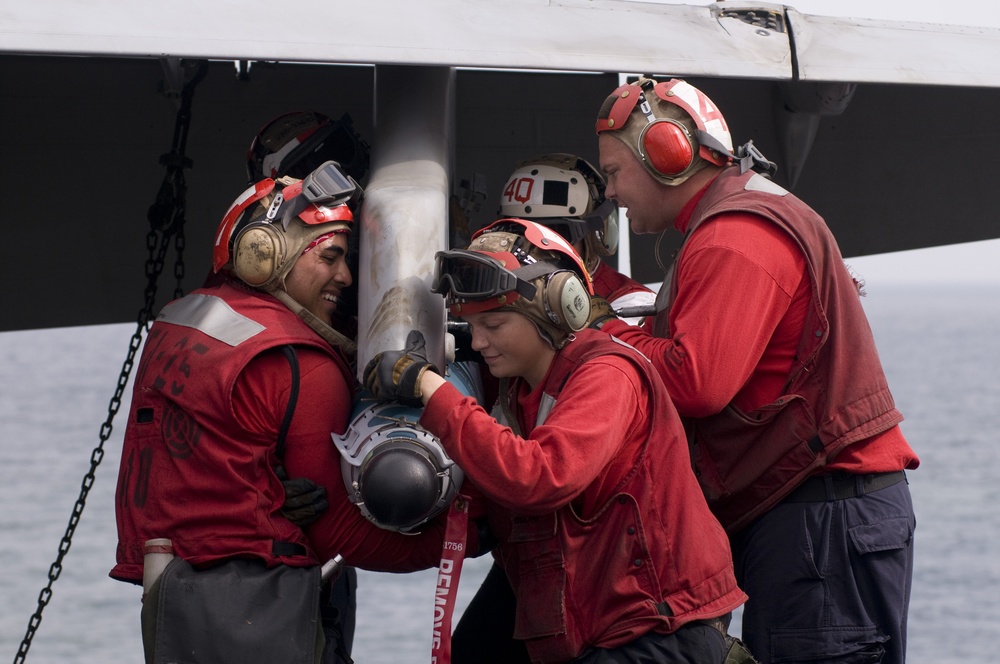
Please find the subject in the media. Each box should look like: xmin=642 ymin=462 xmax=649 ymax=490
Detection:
xmin=270 ymin=288 xmax=358 ymax=357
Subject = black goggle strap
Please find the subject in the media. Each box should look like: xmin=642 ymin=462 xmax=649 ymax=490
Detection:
xmin=510 ymin=261 xmax=561 ymax=293
xmin=544 ymin=198 xmax=615 ymax=244
xmin=543 ymin=218 xmax=589 ymax=245
xmin=586 ymin=199 xmax=616 ymax=230
xmin=251 ymin=189 xmax=303 ymax=231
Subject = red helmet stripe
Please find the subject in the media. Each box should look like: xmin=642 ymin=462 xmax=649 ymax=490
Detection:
xmin=212 ymin=179 xmax=275 ymax=272
xmin=595 ymin=83 xmax=642 ymax=133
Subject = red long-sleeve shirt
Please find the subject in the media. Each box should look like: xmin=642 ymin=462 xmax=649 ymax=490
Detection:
xmin=418 ymin=331 xmax=746 ymax=659
xmin=113 ymin=284 xmax=456 ymax=586
xmin=603 ymin=195 xmax=917 ymax=474
xmin=420 ymin=355 xmax=646 ymax=517
xmin=235 ymin=348 xmax=456 ymax=571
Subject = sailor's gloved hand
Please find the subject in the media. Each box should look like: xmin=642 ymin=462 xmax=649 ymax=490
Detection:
xmin=587 ymin=295 xmax=618 ymax=329
xmin=363 ymin=330 xmax=439 ymax=407
xmin=276 ymin=465 xmax=329 ymax=527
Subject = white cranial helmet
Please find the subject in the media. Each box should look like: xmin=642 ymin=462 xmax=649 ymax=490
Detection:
xmin=498 ymin=153 xmax=619 ymax=268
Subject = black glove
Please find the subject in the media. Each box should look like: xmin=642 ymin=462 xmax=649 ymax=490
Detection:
xmin=363 ymin=330 xmax=438 ymax=407
xmin=587 ymin=295 xmax=618 ymax=329
xmin=276 ymin=465 xmax=329 ymax=527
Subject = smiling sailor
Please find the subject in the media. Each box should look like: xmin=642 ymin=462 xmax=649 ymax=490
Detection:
xmin=111 ymin=160 xmax=482 ymax=664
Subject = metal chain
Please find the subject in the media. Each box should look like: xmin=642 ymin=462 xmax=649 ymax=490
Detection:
xmin=174 ymin=229 xmax=187 ymax=300
xmin=12 ymin=58 xmax=207 ymax=664
xmin=12 ymin=231 xmax=171 ymax=664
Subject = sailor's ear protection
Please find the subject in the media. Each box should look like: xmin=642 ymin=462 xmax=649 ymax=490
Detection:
xmin=637 ymin=117 xmax=697 ymax=179
xmin=542 ymin=270 xmax=591 ymax=332
xmin=232 ymin=221 xmax=289 ymax=288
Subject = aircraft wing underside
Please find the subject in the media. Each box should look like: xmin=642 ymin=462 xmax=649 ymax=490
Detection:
xmin=2 ymin=1 xmax=999 ymax=331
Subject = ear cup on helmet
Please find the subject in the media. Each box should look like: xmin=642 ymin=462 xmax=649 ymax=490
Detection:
xmin=639 ymin=119 xmax=696 ymax=178
xmin=543 ymin=271 xmax=591 ymax=332
xmin=232 ymin=223 xmax=287 ymax=287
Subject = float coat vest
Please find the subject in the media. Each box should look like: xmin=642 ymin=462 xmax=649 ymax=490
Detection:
xmin=112 ymin=282 xmax=352 ymax=583
xmin=654 ymin=168 xmax=903 ymax=533
xmin=497 ymin=328 xmax=744 ymax=663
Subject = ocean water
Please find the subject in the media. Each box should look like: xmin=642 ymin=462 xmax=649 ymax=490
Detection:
xmin=1 ymin=282 xmax=998 ymax=664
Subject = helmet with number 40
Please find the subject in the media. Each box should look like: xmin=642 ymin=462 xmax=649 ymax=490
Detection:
xmin=498 ymin=153 xmax=619 ymax=271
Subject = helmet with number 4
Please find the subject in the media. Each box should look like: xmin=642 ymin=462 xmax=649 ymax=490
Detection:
xmin=596 ymin=77 xmax=735 ymax=186
xmin=499 ymin=153 xmax=618 ymax=271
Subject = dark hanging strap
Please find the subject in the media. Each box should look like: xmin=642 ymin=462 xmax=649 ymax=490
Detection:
xmin=272 ymin=345 xmax=313 ymax=559
xmin=276 ymin=345 xmax=300 ymax=460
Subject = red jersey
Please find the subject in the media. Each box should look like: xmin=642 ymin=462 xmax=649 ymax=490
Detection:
xmin=602 ymin=169 xmax=918 ymax=531
xmin=112 ymin=281 xmax=451 ymax=584
xmin=421 ymin=329 xmax=745 ymax=662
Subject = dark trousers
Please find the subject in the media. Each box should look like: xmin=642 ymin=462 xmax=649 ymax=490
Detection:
xmin=731 ymin=475 xmax=915 ymax=664
xmin=452 ymin=562 xmax=727 ymax=664
xmin=452 ymin=562 xmax=529 ymax=664
xmin=321 ymin=567 xmax=357 ymax=664
xmin=574 ymin=623 xmax=725 ymax=664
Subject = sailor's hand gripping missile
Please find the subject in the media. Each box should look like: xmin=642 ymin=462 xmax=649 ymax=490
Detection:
xmin=363 ymin=330 xmax=441 ymax=407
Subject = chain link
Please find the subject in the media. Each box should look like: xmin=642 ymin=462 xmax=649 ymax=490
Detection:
xmin=12 ymin=58 xmax=207 ymax=664
xmin=13 ymin=231 xmax=170 ymax=664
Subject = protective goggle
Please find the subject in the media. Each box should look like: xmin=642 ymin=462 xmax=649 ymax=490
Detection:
xmin=286 ymin=159 xmax=361 ymax=213
xmin=251 ymin=160 xmax=359 ymax=233
xmin=431 ymin=250 xmax=541 ymax=302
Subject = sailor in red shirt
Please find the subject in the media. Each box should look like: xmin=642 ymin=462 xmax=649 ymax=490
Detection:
xmin=113 ymin=162 xmax=467 ymax=664
xmin=451 ymin=154 xmax=660 ymax=662
xmin=364 ymin=218 xmax=747 ymax=664
xmin=240 ymin=108 xmax=372 ymax=663
xmin=595 ymin=76 xmax=919 ymax=664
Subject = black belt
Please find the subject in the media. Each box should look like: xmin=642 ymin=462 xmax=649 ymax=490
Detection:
xmin=783 ymin=470 xmax=906 ymax=503
xmin=272 ymin=540 xmax=308 ymax=557
xmin=657 ymin=603 xmax=732 ymax=635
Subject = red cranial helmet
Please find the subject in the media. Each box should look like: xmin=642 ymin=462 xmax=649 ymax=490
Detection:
xmin=432 ymin=218 xmax=594 ymax=349
xmin=596 ymin=77 xmax=734 ymax=185
xmin=213 ymin=161 xmax=359 ymax=290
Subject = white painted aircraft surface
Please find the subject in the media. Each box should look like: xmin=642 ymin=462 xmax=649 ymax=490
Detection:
xmin=3 ymin=0 xmax=1000 ymax=334
xmin=2 ymin=3 xmax=999 ymax=663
